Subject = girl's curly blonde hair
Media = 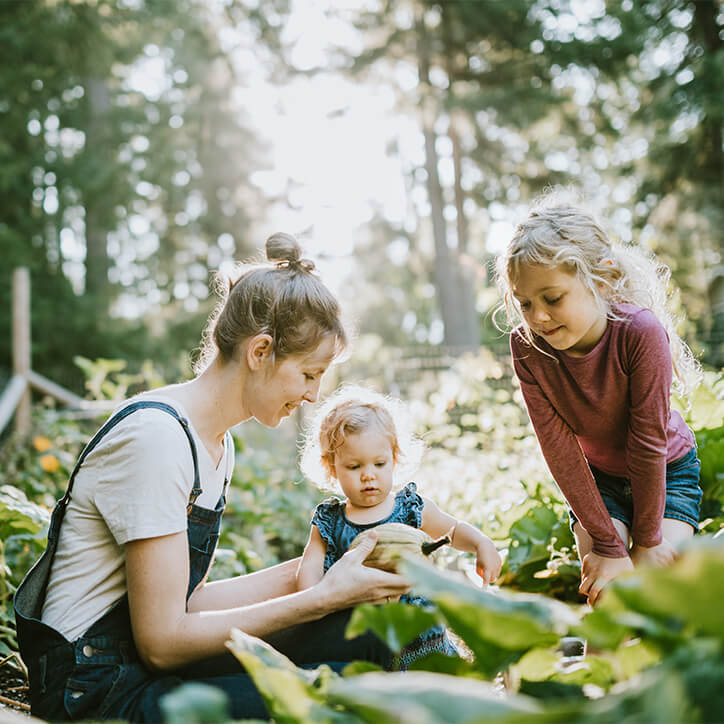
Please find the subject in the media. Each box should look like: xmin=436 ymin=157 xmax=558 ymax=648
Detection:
xmin=495 ymin=191 xmax=701 ymax=397
xmin=300 ymin=385 xmax=424 ymax=491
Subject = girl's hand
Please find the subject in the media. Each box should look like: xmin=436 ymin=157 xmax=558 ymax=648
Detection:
xmin=475 ymin=538 xmax=503 ymax=585
xmin=630 ymin=539 xmax=677 ymax=568
xmin=317 ymin=532 xmax=410 ymax=609
xmin=579 ymin=552 xmax=634 ymax=606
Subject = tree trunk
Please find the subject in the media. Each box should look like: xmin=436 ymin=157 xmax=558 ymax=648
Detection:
xmin=415 ymin=4 xmax=477 ymax=351
xmin=84 ymin=75 xmax=111 ymax=310
xmin=448 ymin=114 xmax=480 ymax=348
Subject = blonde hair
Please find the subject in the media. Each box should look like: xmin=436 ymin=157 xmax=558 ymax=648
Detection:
xmin=195 ymin=232 xmax=347 ymax=373
xmin=300 ymin=385 xmax=424 ymax=490
xmin=495 ymin=194 xmax=701 ymax=397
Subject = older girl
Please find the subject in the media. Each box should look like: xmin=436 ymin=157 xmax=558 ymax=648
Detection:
xmin=15 ymin=233 xmax=409 ymax=722
xmin=496 ymin=198 xmax=702 ymax=605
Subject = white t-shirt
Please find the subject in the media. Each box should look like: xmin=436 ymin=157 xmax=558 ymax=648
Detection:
xmin=41 ymin=395 xmax=234 ymax=641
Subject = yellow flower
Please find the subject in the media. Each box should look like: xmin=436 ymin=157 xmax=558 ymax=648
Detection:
xmin=33 ymin=436 xmax=53 ymax=452
xmin=40 ymin=454 xmax=60 ymax=473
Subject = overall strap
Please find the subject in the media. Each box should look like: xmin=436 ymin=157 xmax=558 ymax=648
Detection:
xmin=60 ymin=400 xmax=202 ymax=513
xmin=221 ymin=430 xmax=234 ymax=500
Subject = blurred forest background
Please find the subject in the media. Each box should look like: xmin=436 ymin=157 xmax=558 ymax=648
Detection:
xmin=0 ymin=0 xmax=722 ymax=396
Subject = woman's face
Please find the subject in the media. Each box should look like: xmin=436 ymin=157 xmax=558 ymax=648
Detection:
xmin=252 ymin=336 xmax=337 ymax=427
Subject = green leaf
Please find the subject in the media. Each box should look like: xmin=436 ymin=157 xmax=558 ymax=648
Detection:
xmin=512 ymin=648 xmax=560 ymax=682
xmin=226 ymin=627 xmax=326 ymax=723
xmin=0 ymin=485 xmax=50 ymax=537
xmin=573 ymin=608 xmax=631 ymax=651
xmin=346 ymin=602 xmax=442 ymax=653
xmin=327 ymin=671 xmax=544 ymax=724
xmin=341 ymin=661 xmax=384 ymax=676
xmin=613 ymin=639 xmax=661 ymax=680
xmin=159 ymin=682 xmax=230 ymax=724
xmin=406 ymin=652 xmax=477 ymax=676
xmin=400 ymin=556 xmax=579 ymax=677
xmin=599 ymin=536 xmax=724 ymax=643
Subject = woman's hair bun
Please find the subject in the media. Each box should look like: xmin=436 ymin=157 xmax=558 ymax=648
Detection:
xmin=266 ymin=232 xmax=301 ymax=264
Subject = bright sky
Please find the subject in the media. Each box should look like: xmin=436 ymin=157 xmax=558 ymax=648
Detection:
xmin=116 ymin=0 xmax=666 ymax=314
xmin=235 ymin=0 xmax=517 ymax=292
xmin=242 ymin=1 xmax=418 ymax=289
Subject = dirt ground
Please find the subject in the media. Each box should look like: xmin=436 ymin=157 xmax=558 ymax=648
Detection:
xmin=0 ymin=663 xmax=30 ymax=717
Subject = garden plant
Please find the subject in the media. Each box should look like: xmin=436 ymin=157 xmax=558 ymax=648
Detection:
xmin=0 ymin=353 xmax=722 ymax=722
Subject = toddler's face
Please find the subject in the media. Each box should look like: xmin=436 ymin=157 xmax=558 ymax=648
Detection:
xmin=512 ymin=263 xmax=608 ymax=356
xmin=333 ymin=428 xmax=395 ymax=510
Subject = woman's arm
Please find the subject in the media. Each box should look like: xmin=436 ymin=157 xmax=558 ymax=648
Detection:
xmin=126 ymin=529 xmax=408 ymax=672
xmin=421 ymin=497 xmax=502 ymax=584
xmin=296 ymin=526 xmax=327 ymax=590
xmin=187 ymin=558 xmax=300 ymax=612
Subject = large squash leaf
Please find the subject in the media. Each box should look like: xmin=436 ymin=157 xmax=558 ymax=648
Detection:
xmin=399 ymin=556 xmax=580 ymax=676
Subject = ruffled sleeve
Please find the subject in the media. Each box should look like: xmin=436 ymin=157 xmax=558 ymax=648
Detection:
xmin=395 ymin=482 xmax=424 ymax=528
xmin=312 ymin=497 xmax=345 ymax=571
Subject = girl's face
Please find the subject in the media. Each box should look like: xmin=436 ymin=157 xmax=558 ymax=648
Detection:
xmin=251 ymin=336 xmax=336 ymax=427
xmin=512 ymin=263 xmax=608 ymax=356
xmin=333 ymin=427 xmax=395 ymax=511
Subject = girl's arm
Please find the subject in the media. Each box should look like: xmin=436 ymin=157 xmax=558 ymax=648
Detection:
xmin=623 ymin=312 xmax=674 ymax=549
xmin=126 ymin=529 xmax=409 ymax=672
xmin=512 ymin=334 xmax=628 ymax=560
xmin=420 ymin=497 xmax=502 ymax=585
xmin=296 ymin=525 xmax=328 ymax=590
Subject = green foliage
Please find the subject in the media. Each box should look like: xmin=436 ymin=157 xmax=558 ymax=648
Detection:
xmin=214 ymin=420 xmax=323 ymax=577
xmin=696 ymin=424 xmax=724 ymax=525
xmin=497 ymin=486 xmax=581 ymax=601
xmin=346 ymin=602 xmax=442 ymax=655
xmin=222 ymin=538 xmax=724 ymax=723
xmin=159 ymin=682 xmax=231 ymax=724
xmin=400 ymin=556 xmax=579 ymax=679
xmin=0 ymin=485 xmax=49 ymax=659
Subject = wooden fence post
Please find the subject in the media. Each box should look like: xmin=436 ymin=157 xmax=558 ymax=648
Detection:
xmin=12 ymin=268 xmax=31 ymax=435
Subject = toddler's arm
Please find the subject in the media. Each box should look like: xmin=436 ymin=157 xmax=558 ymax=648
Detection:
xmin=421 ymin=497 xmax=502 ymax=585
xmin=296 ymin=525 xmax=327 ymax=590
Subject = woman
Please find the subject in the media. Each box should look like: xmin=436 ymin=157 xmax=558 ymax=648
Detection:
xmin=14 ymin=233 xmax=409 ymax=722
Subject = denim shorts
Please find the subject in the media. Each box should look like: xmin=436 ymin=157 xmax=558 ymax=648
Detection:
xmin=568 ymin=446 xmax=703 ymax=534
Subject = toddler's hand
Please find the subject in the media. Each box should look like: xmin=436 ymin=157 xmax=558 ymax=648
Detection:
xmin=630 ymin=539 xmax=677 ymax=568
xmin=475 ymin=537 xmax=502 ymax=586
xmin=579 ymin=551 xmax=633 ymax=605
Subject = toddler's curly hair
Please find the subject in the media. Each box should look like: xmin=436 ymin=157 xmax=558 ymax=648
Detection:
xmin=300 ymin=385 xmax=424 ymax=491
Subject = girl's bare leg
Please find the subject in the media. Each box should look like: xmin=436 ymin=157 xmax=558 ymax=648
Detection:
xmin=662 ymin=517 xmax=695 ymax=547
xmin=573 ymin=519 xmax=630 ymax=559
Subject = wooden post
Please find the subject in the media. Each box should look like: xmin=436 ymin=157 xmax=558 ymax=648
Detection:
xmin=12 ymin=267 xmax=31 ymax=435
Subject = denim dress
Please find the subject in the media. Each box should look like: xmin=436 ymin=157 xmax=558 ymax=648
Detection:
xmin=313 ymin=482 xmax=458 ymax=669
xmin=14 ymin=401 xmax=392 ymax=722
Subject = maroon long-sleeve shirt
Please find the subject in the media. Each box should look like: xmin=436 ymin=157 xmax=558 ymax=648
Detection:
xmin=511 ymin=304 xmax=694 ymax=558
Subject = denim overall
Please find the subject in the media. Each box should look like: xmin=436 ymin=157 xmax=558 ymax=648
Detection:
xmin=14 ymin=401 xmax=393 ymax=722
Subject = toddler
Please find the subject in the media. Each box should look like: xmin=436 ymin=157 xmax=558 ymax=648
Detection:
xmin=296 ymin=385 xmax=502 ymax=667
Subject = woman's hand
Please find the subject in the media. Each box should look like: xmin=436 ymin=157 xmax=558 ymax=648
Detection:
xmin=630 ymin=539 xmax=677 ymax=568
xmin=579 ymin=551 xmax=634 ymax=606
xmin=317 ymin=532 xmax=410 ymax=609
xmin=475 ymin=538 xmax=502 ymax=586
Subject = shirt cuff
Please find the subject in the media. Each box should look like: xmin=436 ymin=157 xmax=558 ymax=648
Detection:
xmin=591 ymin=537 xmax=630 ymax=558
xmin=631 ymin=530 xmax=664 ymax=548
